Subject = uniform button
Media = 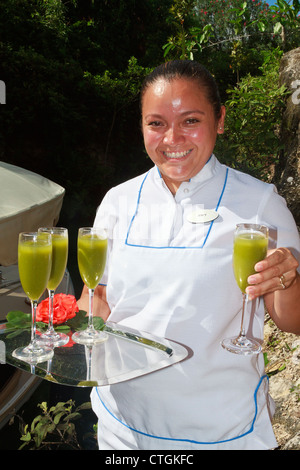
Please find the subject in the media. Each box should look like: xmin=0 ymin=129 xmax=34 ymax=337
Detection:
xmin=183 ymin=188 xmax=189 ymax=193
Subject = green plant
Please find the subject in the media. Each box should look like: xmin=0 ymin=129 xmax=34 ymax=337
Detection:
xmin=215 ymin=48 xmax=288 ymax=181
xmin=17 ymin=400 xmax=93 ymax=450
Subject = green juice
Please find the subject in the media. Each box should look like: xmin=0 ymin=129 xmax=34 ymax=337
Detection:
xmin=233 ymin=232 xmax=268 ymax=293
xmin=78 ymin=234 xmax=107 ymax=289
xmin=47 ymin=235 xmax=68 ymax=290
xmin=18 ymin=240 xmax=52 ymax=300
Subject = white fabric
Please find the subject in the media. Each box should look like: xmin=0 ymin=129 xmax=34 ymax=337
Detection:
xmin=91 ymin=155 xmax=300 ymax=450
xmin=0 ymin=162 xmax=65 ymax=266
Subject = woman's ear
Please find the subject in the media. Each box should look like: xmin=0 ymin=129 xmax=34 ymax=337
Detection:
xmin=217 ymin=105 xmax=226 ymax=134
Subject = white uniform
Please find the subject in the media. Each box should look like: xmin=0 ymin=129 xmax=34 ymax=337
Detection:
xmin=91 ymin=155 xmax=300 ymax=450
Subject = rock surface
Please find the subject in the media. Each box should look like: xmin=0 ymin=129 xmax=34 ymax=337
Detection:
xmin=264 ymin=315 xmax=300 ymax=450
xmin=270 ymin=46 xmax=300 ymax=451
xmin=278 ymin=47 xmax=300 ymax=228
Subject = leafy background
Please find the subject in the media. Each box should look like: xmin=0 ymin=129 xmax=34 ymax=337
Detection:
xmin=1 ymin=0 xmax=299 ymax=292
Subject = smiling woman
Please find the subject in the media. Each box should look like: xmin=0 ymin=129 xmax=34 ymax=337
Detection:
xmin=140 ymin=61 xmax=225 ymax=194
xmin=77 ymin=59 xmax=300 ymax=451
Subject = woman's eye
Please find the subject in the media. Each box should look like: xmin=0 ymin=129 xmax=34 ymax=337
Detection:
xmin=148 ymin=121 xmax=162 ymax=127
xmin=185 ymin=118 xmax=200 ymax=125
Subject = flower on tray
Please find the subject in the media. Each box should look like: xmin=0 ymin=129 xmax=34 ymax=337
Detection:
xmin=36 ymin=293 xmax=79 ymax=325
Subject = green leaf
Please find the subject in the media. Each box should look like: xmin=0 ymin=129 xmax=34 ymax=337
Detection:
xmin=93 ymin=317 xmax=105 ymax=330
xmin=39 ymin=402 xmax=48 ymax=413
xmin=55 ymin=324 xmax=70 ymax=331
xmin=162 ymin=43 xmax=174 ymax=58
xmin=6 ymin=310 xmax=27 ymax=323
xmin=65 ymin=310 xmax=87 ymax=330
xmin=65 ymin=422 xmax=75 ymax=436
xmin=31 ymin=415 xmax=43 ymax=432
xmin=54 ymin=411 xmax=66 ymax=424
xmin=36 ymin=321 xmax=47 ymax=330
xmin=263 ymin=352 xmax=269 ymax=366
xmin=76 ymin=402 xmax=92 ymax=411
xmin=274 ymin=22 xmax=283 ymax=34
xmin=257 ymin=21 xmax=266 ymax=32
xmin=50 ymin=401 xmax=69 ymax=412
xmin=64 ymin=412 xmax=81 ymax=421
xmin=5 ymin=310 xmax=31 ymax=330
xmin=20 ymin=431 xmax=32 ymax=442
xmin=6 ymin=329 xmax=24 ymax=339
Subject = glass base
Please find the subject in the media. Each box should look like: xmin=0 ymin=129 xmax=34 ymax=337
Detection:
xmin=36 ymin=330 xmax=69 ymax=348
xmin=12 ymin=343 xmax=54 ymax=364
xmin=221 ymin=336 xmax=261 ymax=356
xmin=72 ymin=328 xmax=108 ymax=346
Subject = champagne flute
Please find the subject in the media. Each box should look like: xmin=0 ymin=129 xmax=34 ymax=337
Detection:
xmin=12 ymin=232 xmax=53 ymax=364
xmin=72 ymin=227 xmax=108 ymax=345
xmin=37 ymin=227 xmax=69 ymax=347
xmin=221 ymin=223 xmax=268 ymax=355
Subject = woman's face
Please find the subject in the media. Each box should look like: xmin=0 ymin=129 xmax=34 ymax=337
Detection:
xmin=142 ymin=78 xmax=225 ymax=194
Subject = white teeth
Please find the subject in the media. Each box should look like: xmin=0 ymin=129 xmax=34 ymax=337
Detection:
xmin=163 ymin=149 xmax=192 ymax=159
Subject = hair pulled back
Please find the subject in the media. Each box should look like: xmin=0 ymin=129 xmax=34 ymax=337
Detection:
xmin=140 ymin=60 xmax=222 ymax=120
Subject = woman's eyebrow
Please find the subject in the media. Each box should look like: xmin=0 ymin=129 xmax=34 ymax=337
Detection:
xmin=144 ymin=113 xmax=163 ymax=120
xmin=180 ymin=110 xmax=206 ymax=116
xmin=144 ymin=110 xmax=205 ymax=119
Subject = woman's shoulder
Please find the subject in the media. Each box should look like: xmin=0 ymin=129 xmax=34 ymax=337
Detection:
xmin=224 ymin=163 xmax=276 ymax=194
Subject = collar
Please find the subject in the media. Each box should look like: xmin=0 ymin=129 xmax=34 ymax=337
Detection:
xmin=154 ymin=154 xmax=218 ymax=188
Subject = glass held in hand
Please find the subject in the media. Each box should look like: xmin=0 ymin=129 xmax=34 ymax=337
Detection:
xmin=36 ymin=227 xmax=69 ymax=347
xmin=72 ymin=227 xmax=108 ymax=346
xmin=12 ymin=232 xmax=54 ymax=364
xmin=221 ymin=223 xmax=268 ymax=355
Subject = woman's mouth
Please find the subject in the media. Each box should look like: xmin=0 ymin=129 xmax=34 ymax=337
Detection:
xmin=163 ymin=149 xmax=192 ymax=160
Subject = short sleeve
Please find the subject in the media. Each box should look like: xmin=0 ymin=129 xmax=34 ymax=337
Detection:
xmin=258 ymin=184 xmax=300 ymax=270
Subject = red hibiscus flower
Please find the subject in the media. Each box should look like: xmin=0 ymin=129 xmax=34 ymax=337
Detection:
xmin=37 ymin=293 xmax=79 ymax=325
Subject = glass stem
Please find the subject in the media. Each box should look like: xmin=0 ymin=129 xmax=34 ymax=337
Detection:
xmin=48 ymin=289 xmax=55 ymax=333
xmin=31 ymin=299 xmax=38 ymax=346
xmin=239 ymin=292 xmax=247 ymax=338
xmin=47 ymin=359 xmax=52 ymax=374
xmin=87 ymin=346 xmax=92 ymax=381
xmin=88 ymin=288 xmax=95 ymax=330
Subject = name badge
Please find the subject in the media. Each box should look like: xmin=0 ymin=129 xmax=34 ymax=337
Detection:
xmin=187 ymin=208 xmax=219 ymax=224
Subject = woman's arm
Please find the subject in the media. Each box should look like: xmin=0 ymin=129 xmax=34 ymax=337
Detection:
xmin=77 ymin=284 xmax=111 ymax=322
xmin=246 ymin=247 xmax=300 ymax=334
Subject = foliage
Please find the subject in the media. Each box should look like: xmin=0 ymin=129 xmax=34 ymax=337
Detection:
xmin=83 ymin=57 xmax=152 ymax=163
xmin=0 ymin=0 xmax=299 ymax=251
xmin=163 ymin=0 xmax=300 ymax=78
xmin=0 ymin=0 xmax=168 ymax=234
xmin=162 ymin=0 xmax=197 ymax=59
xmin=16 ymin=400 xmax=93 ymax=450
xmin=267 ymin=0 xmax=300 ymax=50
xmin=215 ymin=49 xmax=288 ymax=181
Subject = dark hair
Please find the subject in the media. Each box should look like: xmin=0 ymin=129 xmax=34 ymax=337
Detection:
xmin=140 ymin=60 xmax=222 ymax=120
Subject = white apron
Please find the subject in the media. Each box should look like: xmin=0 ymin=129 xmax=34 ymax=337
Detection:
xmin=91 ymin=159 xmax=278 ymax=450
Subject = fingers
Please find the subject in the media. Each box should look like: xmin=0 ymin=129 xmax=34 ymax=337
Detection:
xmin=246 ymin=247 xmax=299 ymax=300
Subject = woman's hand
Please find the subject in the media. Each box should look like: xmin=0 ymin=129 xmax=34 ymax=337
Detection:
xmin=246 ymin=247 xmax=299 ymax=299
xmin=246 ymin=247 xmax=300 ymax=334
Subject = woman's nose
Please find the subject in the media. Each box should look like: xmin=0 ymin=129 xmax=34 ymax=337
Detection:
xmin=163 ymin=126 xmax=184 ymax=145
